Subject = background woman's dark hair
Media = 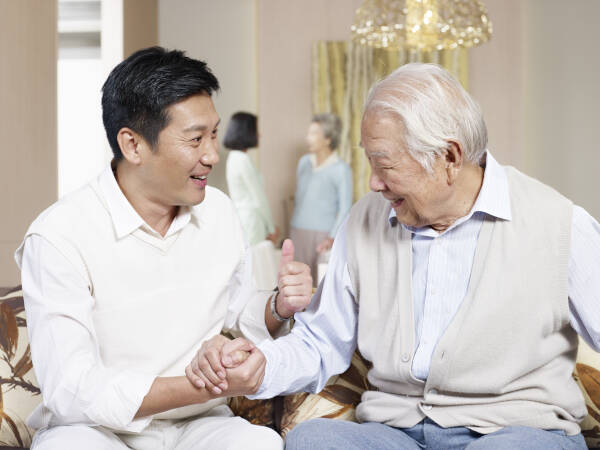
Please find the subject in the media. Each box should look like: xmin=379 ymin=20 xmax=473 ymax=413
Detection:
xmin=101 ymin=46 xmax=220 ymax=161
xmin=223 ymin=112 xmax=258 ymax=150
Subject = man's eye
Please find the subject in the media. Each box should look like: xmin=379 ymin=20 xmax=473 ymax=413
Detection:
xmin=192 ymin=136 xmax=202 ymax=142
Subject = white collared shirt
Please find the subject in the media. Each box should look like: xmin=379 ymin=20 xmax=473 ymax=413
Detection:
xmin=251 ymin=152 xmax=600 ymax=398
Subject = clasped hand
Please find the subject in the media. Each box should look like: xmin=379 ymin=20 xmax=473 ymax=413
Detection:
xmin=185 ymin=238 xmax=312 ymax=396
xmin=185 ymin=335 xmax=262 ymax=397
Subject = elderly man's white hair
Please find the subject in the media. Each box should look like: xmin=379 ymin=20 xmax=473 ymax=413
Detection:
xmin=364 ymin=63 xmax=488 ymax=172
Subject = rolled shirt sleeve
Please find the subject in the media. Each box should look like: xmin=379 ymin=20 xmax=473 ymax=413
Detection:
xmin=18 ymin=235 xmax=156 ymax=432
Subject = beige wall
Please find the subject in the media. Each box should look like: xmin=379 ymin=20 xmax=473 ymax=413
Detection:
xmin=471 ymin=0 xmax=600 ymax=219
xmin=469 ymin=0 xmax=524 ymax=169
xmin=521 ymin=0 xmax=599 ymax=219
xmin=123 ymin=0 xmax=158 ymax=58
xmin=159 ymin=0 xmax=259 ymax=195
xmin=0 ymin=0 xmax=58 ymax=285
xmin=257 ymin=0 xmax=363 ymax=236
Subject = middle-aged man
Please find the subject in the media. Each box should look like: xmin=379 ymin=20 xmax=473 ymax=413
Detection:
xmin=188 ymin=63 xmax=600 ymax=449
xmin=14 ymin=47 xmax=312 ymax=449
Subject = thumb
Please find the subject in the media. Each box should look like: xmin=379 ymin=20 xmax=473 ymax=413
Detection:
xmin=280 ymin=239 xmax=295 ymax=270
xmin=230 ymin=349 xmax=250 ymax=365
xmin=221 ymin=338 xmax=254 ymax=367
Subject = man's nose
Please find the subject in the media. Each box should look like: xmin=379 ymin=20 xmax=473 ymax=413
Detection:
xmin=201 ymin=140 xmax=219 ymax=166
xmin=369 ymin=171 xmax=385 ymax=192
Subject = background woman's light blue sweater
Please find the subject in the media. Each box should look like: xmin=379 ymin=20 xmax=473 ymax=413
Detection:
xmin=291 ymin=153 xmax=353 ymax=238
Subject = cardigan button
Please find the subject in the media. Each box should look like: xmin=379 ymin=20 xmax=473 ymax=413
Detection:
xmin=401 ymin=353 xmax=410 ymax=362
xmin=422 ymin=404 xmax=433 ymax=411
xmin=428 ymin=389 xmax=438 ymax=395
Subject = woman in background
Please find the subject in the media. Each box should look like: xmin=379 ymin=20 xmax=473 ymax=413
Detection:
xmin=291 ymin=113 xmax=353 ymax=285
xmin=225 ymin=112 xmax=278 ymax=246
xmin=225 ymin=112 xmax=279 ymax=289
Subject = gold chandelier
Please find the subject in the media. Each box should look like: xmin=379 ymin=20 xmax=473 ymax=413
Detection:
xmin=351 ymin=0 xmax=492 ymax=51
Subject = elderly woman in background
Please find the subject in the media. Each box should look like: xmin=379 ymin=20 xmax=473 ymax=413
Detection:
xmin=290 ymin=113 xmax=353 ymax=285
xmin=225 ymin=112 xmax=279 ymax=289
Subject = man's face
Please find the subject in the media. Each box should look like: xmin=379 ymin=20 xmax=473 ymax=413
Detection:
xmin=306 ymin=122 xmax=329 ymax=153
xmin=361 ymin=110 xmax=452 ymax=228
xmin=138 ymin=93 xmax=220 ymax=207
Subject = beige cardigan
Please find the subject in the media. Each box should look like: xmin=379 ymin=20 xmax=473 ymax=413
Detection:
xmin=346 ymin=166 xmax=586 ymax=435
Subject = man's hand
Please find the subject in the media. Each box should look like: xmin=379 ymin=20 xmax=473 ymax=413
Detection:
xmin=275 ymin=239 xmax=312 ymax=319
xmin=185 ymin=335 xmax=252 ymax=394
xmin=316 ymin=237 xmax=334 ymax=253
xmin=220 ymin=338 xmax=266 ymax=397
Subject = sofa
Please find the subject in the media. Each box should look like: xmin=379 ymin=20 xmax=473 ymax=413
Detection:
xmin=2 ymin=284 xmax=600 ymax=449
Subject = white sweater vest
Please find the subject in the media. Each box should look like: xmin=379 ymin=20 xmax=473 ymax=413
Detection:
xmin=23 ymin=180 xmax=250 ymax=420
xmin=346 ymin=166 xmax=587 ymax=435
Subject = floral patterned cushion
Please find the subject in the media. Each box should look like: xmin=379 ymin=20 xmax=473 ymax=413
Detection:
xmin=575 ymin=336 xmax=600 ymax=448
xmin=277 ymin=351 xmax=371 ymax=437
xmin=228 ymin=351 xmax=372 ymax=437
xmin=0 ymin=286 xmax=40 ymax=449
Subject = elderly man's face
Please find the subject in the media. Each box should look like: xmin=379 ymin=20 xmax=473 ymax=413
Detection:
xmin=138 ymin=93 xmax=220 ymax=207
xmin=362 ymin=111 xmax=453 ymax=229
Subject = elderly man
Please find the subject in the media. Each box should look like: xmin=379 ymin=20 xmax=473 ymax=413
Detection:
xmin=189 ymin=63 xmax=599 ymax=449
xmin=15 ymin=47 xmax=312 ymax=449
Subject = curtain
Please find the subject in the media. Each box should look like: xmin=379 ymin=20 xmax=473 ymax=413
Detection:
xmin=312 ymin=42 xmax=469 ymax=201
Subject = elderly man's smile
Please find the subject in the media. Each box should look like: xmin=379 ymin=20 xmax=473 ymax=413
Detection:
xmin=391 ymin=198 xmax=404 ymax=208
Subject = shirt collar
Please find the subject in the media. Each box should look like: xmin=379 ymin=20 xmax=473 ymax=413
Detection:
xmin=387 ymin=151 xmax=512 ymax=232
xmin=309 ymin=151 xmax=340 ymax=171
xmin=96 ymin=164 xmax=194 ymax=239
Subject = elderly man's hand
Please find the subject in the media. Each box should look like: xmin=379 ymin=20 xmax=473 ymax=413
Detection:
xmin=185 ymin=335 xmax=252 ymax=394
xmin=218 ymin=337 xmax=266 ymax=397
xmin=275 ymin=239 xmax=312 ymax=319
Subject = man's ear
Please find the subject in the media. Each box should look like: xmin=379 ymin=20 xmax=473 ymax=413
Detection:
xmin=445 ymin=141 xmax=464 ymax=184
xmin=116 ymin=128 xmax=146 ymax=165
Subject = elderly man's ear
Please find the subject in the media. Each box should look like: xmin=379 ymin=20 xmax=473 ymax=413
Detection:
xmin=444 ymin=141 xmax=464 ymax=184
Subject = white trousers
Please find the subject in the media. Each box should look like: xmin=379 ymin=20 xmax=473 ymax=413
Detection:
xmin=31 ymin=405 xmax=282 ymax=450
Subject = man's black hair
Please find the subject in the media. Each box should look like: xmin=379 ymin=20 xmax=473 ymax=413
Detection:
xmin=223 ymin=112 xmax=258 ymax=150
xmin=101 ymin=46 xmax=220 ymax=160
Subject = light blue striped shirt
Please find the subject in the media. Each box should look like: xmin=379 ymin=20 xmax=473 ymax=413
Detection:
xmin=252 ymin=153 xmax=600 ymax=398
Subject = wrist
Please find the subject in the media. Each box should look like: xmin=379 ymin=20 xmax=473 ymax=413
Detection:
xmin=271 ymin=290 xmax=293 ymax=321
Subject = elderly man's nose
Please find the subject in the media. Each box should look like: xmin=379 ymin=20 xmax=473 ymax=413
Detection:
xmin=369 ymin=172 xmax=385 ymax=192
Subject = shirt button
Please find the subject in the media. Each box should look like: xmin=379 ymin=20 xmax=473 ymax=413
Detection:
xmin=428 ymin=389 xmax=438 ymax=395
xmin=401 ymin=353 xmax=410 ymax=362
xmin=423 ymin=404 xmax=433 ymax=410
